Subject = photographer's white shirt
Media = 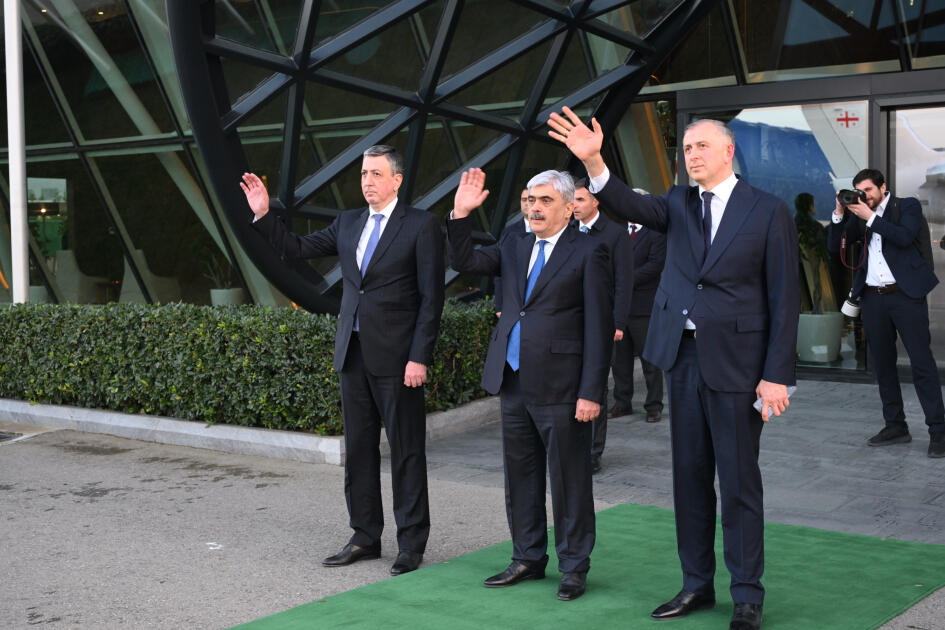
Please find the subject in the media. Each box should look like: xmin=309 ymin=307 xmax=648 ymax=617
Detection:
xmin=833 ymin=192 xmax=896 ymax=286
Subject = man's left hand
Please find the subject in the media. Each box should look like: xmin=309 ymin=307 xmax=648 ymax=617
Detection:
xmin=404 ymin=361 xmax=427 ymax=388
xmin=846 ymin=200 xmax=874 ymax=222
xmin=575 ymin=398 xmax=600 ymax=422
xmin=614 ymin=329 xmax=624 ymax=342
xmin=755 ymin=379 xmax=789 ymax=422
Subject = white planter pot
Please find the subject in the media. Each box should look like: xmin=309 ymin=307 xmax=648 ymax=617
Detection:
xmin=797 ymin=311 xmax=844 ymax=362
xmin=210 ymin=288 xmax=246 ymax=306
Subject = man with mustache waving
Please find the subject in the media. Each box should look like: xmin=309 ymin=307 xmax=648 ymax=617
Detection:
xmin=447 ymin=168 xmax=613 ymax=602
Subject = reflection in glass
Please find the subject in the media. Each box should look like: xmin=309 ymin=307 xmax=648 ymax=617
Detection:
xmin=890 ymin=106 xmax=945 ymax=365
xmin=23 ymin=1 xmax=175 ymax=142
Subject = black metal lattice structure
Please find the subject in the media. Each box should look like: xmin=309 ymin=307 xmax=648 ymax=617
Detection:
xmin=166 ymin=0 xmax=717 ymax=313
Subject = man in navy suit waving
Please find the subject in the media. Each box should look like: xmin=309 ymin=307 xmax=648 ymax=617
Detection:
xmin=549 ymin=109 xmax=799 ymax=630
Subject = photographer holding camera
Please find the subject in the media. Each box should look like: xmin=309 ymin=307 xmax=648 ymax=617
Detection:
xmin=829 ymin=168 xmax=944 ymax=458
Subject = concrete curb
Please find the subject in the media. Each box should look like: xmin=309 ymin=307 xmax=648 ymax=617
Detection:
xmin=0 ymin=396 xmax=500 ymax=466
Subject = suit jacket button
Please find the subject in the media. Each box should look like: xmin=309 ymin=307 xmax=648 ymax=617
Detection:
xmin=682 ymin=309 xmax=688 ymax=315
xmin=520 ymin=311 xmax=525 ymax=317
xmin=359 ymin=290 xmax=365 ymax=294
xmin=697 ymin=284 xmax=703 ymax=290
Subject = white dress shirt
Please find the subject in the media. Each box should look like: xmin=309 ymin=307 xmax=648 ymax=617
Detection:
xmin=356 ymin=197 xmax=398 ymax=270
xmin=590 ymin=167 xmax=739 ymax=329
xmin=527 ymin=223 xmax=568 ymax=275
xmin=578 ymin=211 xmax=600 ymax=232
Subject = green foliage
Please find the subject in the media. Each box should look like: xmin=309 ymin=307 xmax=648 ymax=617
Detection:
xmin=0 ymin=299 xmax=495 ymax=435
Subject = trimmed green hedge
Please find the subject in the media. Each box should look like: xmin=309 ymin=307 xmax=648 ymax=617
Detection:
xmin=0 ymin=299 xmax=495 ymax=435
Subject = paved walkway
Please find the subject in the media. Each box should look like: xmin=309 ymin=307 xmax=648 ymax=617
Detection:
xmin=2 ymin=377 xmax=944 ymax=629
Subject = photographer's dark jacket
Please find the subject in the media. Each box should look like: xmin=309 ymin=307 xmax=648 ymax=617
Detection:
xmin=828 ymin=195 xmax=938 ymax=300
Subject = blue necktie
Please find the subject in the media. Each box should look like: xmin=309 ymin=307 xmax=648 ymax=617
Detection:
xmin=506 ymin=240 xmax=545 ymax=371
xmin=701 ymin=191 xmax=713 ymax=260
xmin=361 ymin=213 xmax=384 ymax=278
xmin=580 ymin=225 xmax=589 ymax=233
xmin=355 ymin=213 xmax=384 ymax=330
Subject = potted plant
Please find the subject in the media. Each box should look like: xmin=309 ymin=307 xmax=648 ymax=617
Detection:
xmin=794 ymin=193 xmax=843 ymax=362
xmin=202 ymin=248 xmax=246 ymax=306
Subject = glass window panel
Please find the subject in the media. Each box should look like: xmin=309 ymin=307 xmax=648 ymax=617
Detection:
xmin=584 ymin=33 xmax=631 ymax=76
xmin=215 ymin=0 xmax=288 ymax=53
xmin=889 ymin=106 xmax=945 ymax=364
xmin=316 ymin=1 xmax=399 ymax=45
xmin=320 ymin=16 xmax=424 ymax=91
xmin=412 ymin=118 xmax=463 ymax=198
xmin=92 ymin=149 xmax=232 ymax=304
xmin=898 ymin=1 xmax=945 ymax=69
xmin=734 ymin=0 xmax=901 ymax=81
xmin=544 ymin=33 xmax=594 ymax=103
xmin=241 ymin=132 xmax=319 ymax=204
xmin=594 ymin=0 xmax=686 ymax=39
xmin=449 ymin=41 xmax=553 ymax=118
xmin=439 ymin=0 xmax=546 ymax=79
xmin=19 ymin=155 xmax=126 ymax=303
xmin=23 ymin=2 xmax=176 ymax=142
xmin=612 ymin=99 xmax=677 ymax=195
xmin=0 ymin=30 xmax=73 ymax=151
xmin=642 ymin=3 xmax=736 ymax=92
xmin=304 ymin=82 xmax=398 ymax=127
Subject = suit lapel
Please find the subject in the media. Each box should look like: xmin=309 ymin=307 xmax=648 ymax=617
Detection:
xmin=701 ymin=180 xmax=757 ymax=274
xmin=361 ymin=201 xmax=406 ymax=280
xmin=344 ymin=208 xmax=370 ymax=282
xmin=525 ymin=228 xmax=575 ymax=305
xmin=516 ymin=232 xmax=535 ymax=304
xmin=686 ymin=186 xmax=706 ymax=266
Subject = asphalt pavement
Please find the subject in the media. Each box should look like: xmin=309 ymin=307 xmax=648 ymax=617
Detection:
xmin=2 ymin=376 xmax=944 ymax=629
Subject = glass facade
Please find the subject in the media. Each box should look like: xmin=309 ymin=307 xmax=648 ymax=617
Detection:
xmin=1 ymin=0 xmax=944 ymax=376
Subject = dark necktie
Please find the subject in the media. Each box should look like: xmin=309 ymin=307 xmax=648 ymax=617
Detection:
xmin=629 ymin=225 xmax=637 ymax=240
xmin=702 ymin=191 xmax=714 ymax=259
xmin=505 ymin=240 xmax=546 ymax=371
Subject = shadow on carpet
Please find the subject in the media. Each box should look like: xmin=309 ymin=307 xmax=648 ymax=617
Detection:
xmin=235 ymin=503 xmax=945 ymax=629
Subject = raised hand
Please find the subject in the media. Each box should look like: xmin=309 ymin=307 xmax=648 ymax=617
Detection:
xmin=547 ymin=106 xmax=606 ymax=177
xmin=453 ymin=168 xmax=490 ymax=218
xmin=240 ymin=172 xmax=270 ymax=219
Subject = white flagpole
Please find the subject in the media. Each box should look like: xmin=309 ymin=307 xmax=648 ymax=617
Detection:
xmin=5 ymin=0 xmax=28 ymax=303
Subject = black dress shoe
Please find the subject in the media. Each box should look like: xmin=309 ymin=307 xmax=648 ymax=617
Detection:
xmin=322 ymin=542 xmax=381 ymax=567
xmin=868 ymin=425 xmax=911 ymax=446
xmin=591 ymin=454 xmax=602 ymax=474
xmin=608 ymin=405 xmax=632 ymax=419
xmin=730 ymin=603 xmax=762 ymax=630
xmin=483 ymin=561 xmax=545 ymax=587
xmin=557 ymin=572 xmax=586 ymax=601
xmin=929 ymin=433 xmax=945 ymax=458
xmin=390 ymin=550 xmax=422 ymax=575
xmin=651 ymin=589 xmax=716 ymax=619
xmin=646 ymin=409 xmax=662 ymax=422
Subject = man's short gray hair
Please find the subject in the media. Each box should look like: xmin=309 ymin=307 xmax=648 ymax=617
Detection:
xmin=685 ymin=118 xmax=736 ymax=146
xmin=527 ymin=170 xmax=575 ymax=204
xmin=362 ymin=144 xmax=404 ymax=176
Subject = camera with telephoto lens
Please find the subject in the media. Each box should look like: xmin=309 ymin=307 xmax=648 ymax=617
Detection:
xmin=837 ymin=189 xmax=868 ymax=207
xmin=841 ymin=290 xmax=861 ymax=317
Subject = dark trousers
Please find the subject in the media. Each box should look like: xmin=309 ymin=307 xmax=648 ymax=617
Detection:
xmin=861 ymin=290 xmax=945 ymax=435
xmin=612 ymin=316 xmax=664 ymax=412
xmin=500 ymin=366 xmax=595 ymax=574
xmin=595 ymin=316 xmax=664 ymax=457
xmin=339 ymin=334 xmax=430 ymax=553
xmin=667 ymin=336 xmax=765 ymax=605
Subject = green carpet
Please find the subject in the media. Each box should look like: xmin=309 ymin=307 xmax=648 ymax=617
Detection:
xmin=236 ymin=503 xmax=945 ymax=629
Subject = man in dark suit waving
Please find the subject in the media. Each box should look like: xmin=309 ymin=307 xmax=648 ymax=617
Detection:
xmin=240 ymin=145 xmax=444 ymax=575
xmin=571 ymin=179 xmax=633 ymax=473
xmin=447 ymin=168 xmax=613 ymax=601
xmin=549 ymin=109 xmax=798 ymax=630
xmin=828 ymin=168 xmax=944 ymax=457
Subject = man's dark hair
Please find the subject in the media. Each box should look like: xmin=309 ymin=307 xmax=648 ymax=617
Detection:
xmin=853 ymin=168 xmax=885 ymax=189
xmin=363 ymin=144 xmax=404 ymax=176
